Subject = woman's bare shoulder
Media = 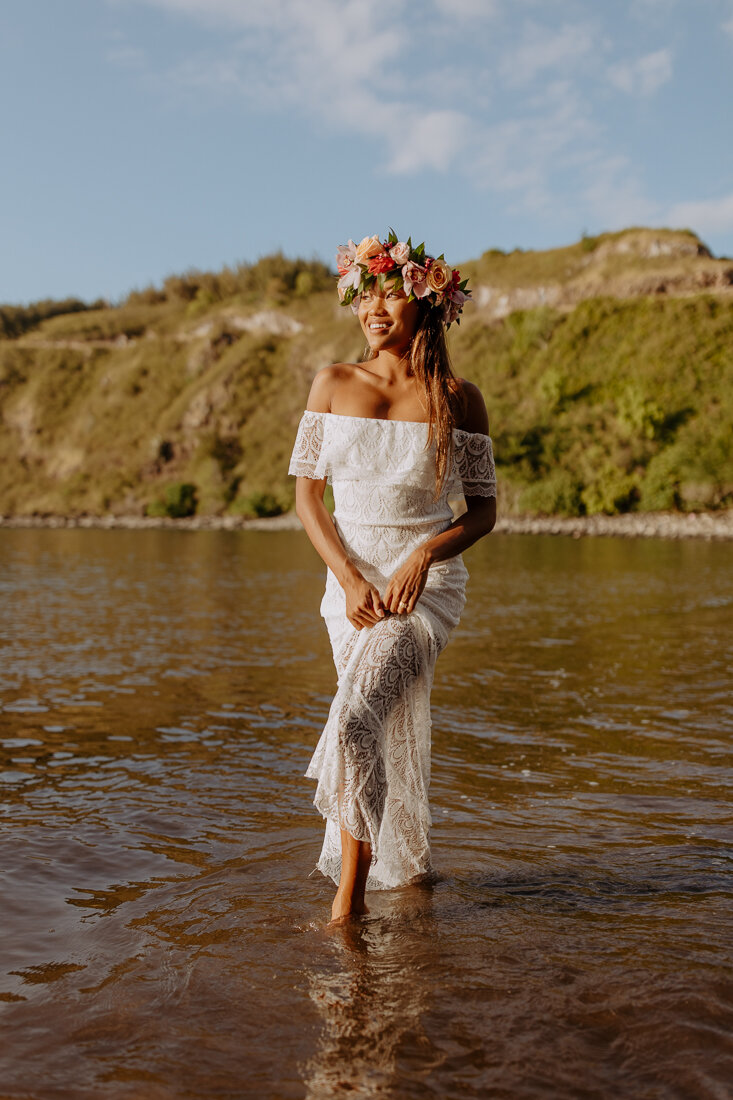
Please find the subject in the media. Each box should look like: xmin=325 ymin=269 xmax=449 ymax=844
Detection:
xmin=305 ymin=363 xmax=360 ymax=413
xmin=455 ymin=378 xmax=490 ymax=434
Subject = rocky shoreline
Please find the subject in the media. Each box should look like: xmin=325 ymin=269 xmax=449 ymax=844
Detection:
xmin=1 ymin=510 xmax=732 ymax=540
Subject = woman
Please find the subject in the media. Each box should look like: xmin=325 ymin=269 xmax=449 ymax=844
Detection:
xmin=289 ymin=232 xmax=496 ymax=924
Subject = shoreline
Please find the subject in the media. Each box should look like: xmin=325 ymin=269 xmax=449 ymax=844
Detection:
xmin=1 ymin=510 xmax=732 ymax=540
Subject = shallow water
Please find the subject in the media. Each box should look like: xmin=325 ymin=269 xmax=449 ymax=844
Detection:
xmin=1 ymin=528 xmax=731 ymax=1099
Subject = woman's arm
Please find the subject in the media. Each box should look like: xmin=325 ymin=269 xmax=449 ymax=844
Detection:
xmin=383 ymin=381 xmax=496 ymax=615
xmin=295 ymin=368 xmax=386 ymax=630
xmin=295 ymin=478 xmax=386 ymax=629
xmin=382 ymin=497 xmax=495 ymax=615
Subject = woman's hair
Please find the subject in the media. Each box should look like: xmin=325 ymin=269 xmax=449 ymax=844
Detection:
xmin=411 ymin=305 xmax=465 ymax=495
xmin=364 ymin=303 xmax=465 ymax=496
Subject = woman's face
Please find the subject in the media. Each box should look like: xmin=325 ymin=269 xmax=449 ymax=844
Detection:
xmin=358 ymin=278 xmax=420 ymax=357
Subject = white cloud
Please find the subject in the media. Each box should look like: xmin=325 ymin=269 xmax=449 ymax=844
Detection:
xmin=608 ymin=48 xmax=673 ymax=95
xmin=432 ymin=0 xmax=500 ymax=20
xmin=106 ymin=43 xmax=146 ymax=69
xmin=386 ymin=110 xmax=471 ymax=174
xmin=115 ymin=0 xmax=672 ymax=232
xmin=472 ymin=80 xmax=601 ymax=209
xmin=581 ymin=154 xmax=658 ymax=228
xmin=124 ymin=0 xmax=292 ymax=29
xmin=500 ymin=20 xmax=596 ymax=87
xmin=666 ymin=192 xmax=733 ymax=234
xmin=717 ymin=0 xmax=733 ymax=39
xmin=630 ymin=0 xmax=679 ymax=15
xmin=104 ymin=27 xmax=146 ymax=69
xmin=122 ymin=0 xmax=477 ymax=174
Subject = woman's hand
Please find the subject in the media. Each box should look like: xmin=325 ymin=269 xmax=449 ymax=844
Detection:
xmin=384 ymin=549 xmax=430 ymax=616
xmin=343 ymin=571 xmax=386 ymax=630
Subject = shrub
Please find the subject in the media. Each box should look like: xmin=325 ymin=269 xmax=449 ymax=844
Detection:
xmin=124 ymin=286 xmax=167 ymax=307
xmin=581 ymin=466 xmax=639 ymax=514
xmin=237 ymin=253 xmax=332 ymax=299
xmin=147 ymin=482 xmax=198 ymax=518
xmin=125 ymin=253 xmax=333 ymax=310
xmin=235 ymin=491 xmax=284 ymax=518
xmin=519 ymin=471 xmax=584 ymax=516
xmin=38 ymin=305 xmax=156 ymax=341
xmin=0 ymin=296 xmax=102 ymax=339
xmin=186 ymin=288 xmax=217 ymax=318
xmin=163 ymin=273 xmax=200 ymax=302
xmin=294 ymin=270 xmax=316 ymax=297
xmin=614 ymin=385 xmax=666 ymax=441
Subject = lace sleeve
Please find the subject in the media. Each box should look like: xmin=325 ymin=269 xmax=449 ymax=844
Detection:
xmin=288 ymin=411 xmax=326 ymax=479
xmin=452 ymin=431 xmax=497 ymax=498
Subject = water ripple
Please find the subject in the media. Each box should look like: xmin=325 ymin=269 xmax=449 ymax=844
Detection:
xmin=0 ymin=528 xmax=731 ymax=1099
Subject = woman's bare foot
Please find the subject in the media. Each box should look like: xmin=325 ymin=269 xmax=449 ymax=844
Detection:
xmin=328 ymin=829 xmax=372 ymax=925
xmin=329 ymin=889 xmax=369 ymax=925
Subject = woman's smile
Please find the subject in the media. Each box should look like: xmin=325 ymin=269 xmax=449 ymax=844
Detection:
xmin=358 ymin=281 xmax=419 ymax=355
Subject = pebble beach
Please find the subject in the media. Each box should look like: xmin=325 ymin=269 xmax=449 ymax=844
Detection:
xmin=2 ymin=510 xmax=732 ymax=539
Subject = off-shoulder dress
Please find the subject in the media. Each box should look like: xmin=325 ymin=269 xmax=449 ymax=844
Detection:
xmin=289 ymin=411 xmax=496 ymax=889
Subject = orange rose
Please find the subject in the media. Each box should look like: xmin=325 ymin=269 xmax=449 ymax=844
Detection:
xmin=354 ymin=235 xmax=384 ymax=264
xmin=425 ymin=258 xmax=452 ymax=293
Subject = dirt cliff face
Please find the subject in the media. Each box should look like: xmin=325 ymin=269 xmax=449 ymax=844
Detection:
xmin=467 ymin=228 xmax=733 ymax=321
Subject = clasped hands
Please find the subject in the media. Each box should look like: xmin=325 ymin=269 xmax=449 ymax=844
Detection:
xmin=343 ymin=550 xmax=431 ymax=630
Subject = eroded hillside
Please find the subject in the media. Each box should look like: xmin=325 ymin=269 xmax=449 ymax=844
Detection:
xmin=1 ymin=229 xmax=731 ymax=518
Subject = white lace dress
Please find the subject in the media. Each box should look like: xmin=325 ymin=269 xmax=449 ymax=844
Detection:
xmin=289 ymin=411 xmax=496 ymax=889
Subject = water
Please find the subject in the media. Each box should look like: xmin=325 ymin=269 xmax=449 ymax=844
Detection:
xmin=1 ymin=528 xmax=731 ymax=1099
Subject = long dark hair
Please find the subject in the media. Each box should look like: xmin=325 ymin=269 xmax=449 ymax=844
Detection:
xmin=363 ymin=303 xmax=465 ymax=495
xmin=410 ymin=305 xmax=465 ymax=495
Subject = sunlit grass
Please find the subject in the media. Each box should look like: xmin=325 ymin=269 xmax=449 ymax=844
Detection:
xmin=1 ymin=233 xmax=731 ymax=518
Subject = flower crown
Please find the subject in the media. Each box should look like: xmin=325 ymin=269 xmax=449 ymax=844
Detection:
xmin=336 ymin=229 xmax=471 ymax=327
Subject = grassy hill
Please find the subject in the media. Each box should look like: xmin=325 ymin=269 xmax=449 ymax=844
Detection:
xmin=1 ymin=228 xmax=732 ymax=519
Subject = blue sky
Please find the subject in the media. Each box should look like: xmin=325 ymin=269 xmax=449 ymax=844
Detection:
xmin=2 ymin=0 xmax=733 ymax=303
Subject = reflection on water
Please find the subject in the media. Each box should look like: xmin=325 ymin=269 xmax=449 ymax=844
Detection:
xmin=0 ymin=528 xmax=731 ymax=1098
xmin=304 ymin=898 xmax=435 ymax=1099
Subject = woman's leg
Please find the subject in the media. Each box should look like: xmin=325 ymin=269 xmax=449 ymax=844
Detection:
xmin=330 ymin=830 xmax=371 ymax=922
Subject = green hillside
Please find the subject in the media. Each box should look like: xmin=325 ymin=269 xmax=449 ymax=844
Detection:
xmin=1 ymin=229 xmax=732 ymax=519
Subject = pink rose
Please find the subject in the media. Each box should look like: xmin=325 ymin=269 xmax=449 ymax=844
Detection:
xmin=389 ymin=241 xmax=410 ymax=266
xmin=401 ymin=261 xmax=429 ymax=299
xmin=354 ymin=235 xmax=383 ymax=264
